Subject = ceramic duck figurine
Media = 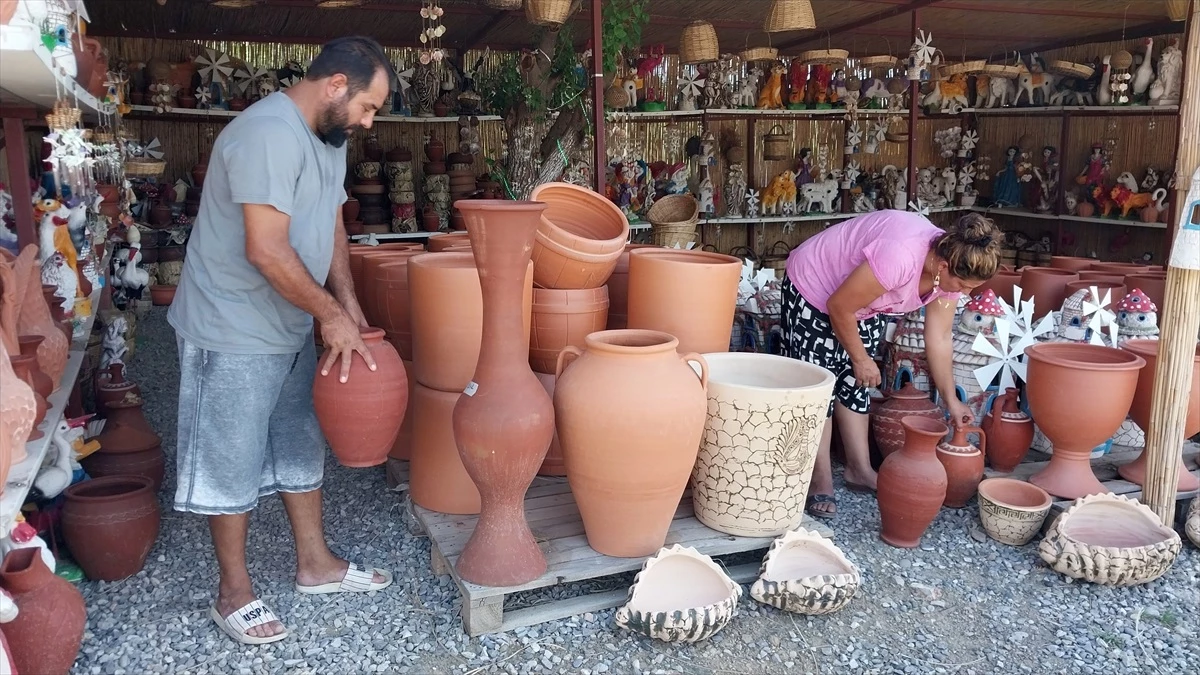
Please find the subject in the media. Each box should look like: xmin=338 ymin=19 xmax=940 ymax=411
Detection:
xmin=1115 ymin=289 xmax=1159 ymax=343
xmin=119 ymin=227 xmax=150 ymax=302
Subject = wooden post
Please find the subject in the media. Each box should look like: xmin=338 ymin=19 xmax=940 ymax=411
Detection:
xmin=1142 ymin=0 xmax=1199 ymax=525
xmin=591 ymin=0 xmax=606 ymax=194
xmin=2 ymin=115 xmax=35 ymax=248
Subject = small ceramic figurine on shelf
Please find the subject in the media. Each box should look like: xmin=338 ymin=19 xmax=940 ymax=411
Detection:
xmin=1076 ymin=143 xmax=1108 ymax=189
xmin=1131 ymin=38 xmax=1155 ymax=102
xmin=1096 ymin=55 xmax=1113 ymax=105
xmin=698 ymin=168 xmax=715 ymax=217
xmin=992 ymin=146 xmax=1022 ymax=207
xmin=736 ymin=68 xmax=761 ymax=109
xmin=1150 ymin=38 xmax=1183 ymax=106
xmin=758 ymin=63 xmax=786 ymax=109
xmin=1031 ymin=146 xmax=1059 ymax=214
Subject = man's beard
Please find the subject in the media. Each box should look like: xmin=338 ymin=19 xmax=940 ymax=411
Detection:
xmin=316 ymin=101 xmax=354 ymax=148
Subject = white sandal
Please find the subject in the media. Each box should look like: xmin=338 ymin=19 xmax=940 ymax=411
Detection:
xmin=295 ymin=563 xmax=393 ymax=595
xmin=209 ymin=599 xmax=289 ymax=645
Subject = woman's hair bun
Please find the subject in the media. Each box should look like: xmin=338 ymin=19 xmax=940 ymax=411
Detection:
xmin=956 ymin=213 xmax=1002 ymax=249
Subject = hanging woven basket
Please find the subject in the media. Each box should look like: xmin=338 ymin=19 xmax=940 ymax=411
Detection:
xmin=762 ymin=125 xmax=792 ymax=161
xmin=798 ymin=49 xmax=849 ymax=66
xmin=680 ymin=20 xmax=719 ymax=64
xmin=764 ymin=0 xmax=816 ymax=33
xmin=526 ymin=0 xmax=574 ymax=27
xmin=1049 ymin=60 xmax=1094 ymax=79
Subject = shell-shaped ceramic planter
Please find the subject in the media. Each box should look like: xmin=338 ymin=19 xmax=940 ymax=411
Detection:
xmin=749 ymin=528 xmax=860 ymax=615
xmin=1038 ymin=494 xmax=1181 ymax=586
xmin=614 ymin=545 xmax=740 ymax=643
xmin=1186 ymin=497 xmax=1199 ymax=548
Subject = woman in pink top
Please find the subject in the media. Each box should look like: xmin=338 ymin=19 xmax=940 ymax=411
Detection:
xmin=783 ymin=211 xmax=1003 ymax=518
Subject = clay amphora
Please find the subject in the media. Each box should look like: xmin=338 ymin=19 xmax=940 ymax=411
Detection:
xmin=535 ymin=372 xmax=566 ymax=476
xmin=980 ymin=387 xmax=1034 ymax=472
xmin=605 ymin=244 xmax=658 ymax=330
xmin=451 ymin=201 xmax=554 ymax=587
xmin=877 ymin=416 xmax=949 ymax=548
xmin=14 ymin=246 xmax=68 ymax=384
xmin=1122 ymin=273 xmax=1166 ymax=310
xmin=389 ymin=358 xmax=417 ymax=461
xmin=936 ymin=425 xmax=986 ymax=508
xmin=0 ymin=548 xmax=86 ymax=675
xmin=81 ymin=447 xmax=166 ymax=491
xmin=1116 ymin=340 xmax=1200 ymax=492
xmin=313 ymin=327 xmax=408 ymax=468
xmin=96 ymin=396 xmax=161 ymax=452
xmin=409 ymin=383 xmax=481 ymax=514
xmin=870 ymin=382 xmax=942 ymax=458
xmin=1049 ymin=256 xmax=1097 ymax=272
xmin=1025 ymin=343 xmax=1144 ymax=499
xmin=426 ymin=232 xmax=471 ymax=252
xmin=1018 ymin=267 xmax=1078 ymax=317
xmin=10 ymin=354 xmax=47 ymax=440
xmin=17 ymin=335 xmax=53 ymax=397
xmin=360 ymin=250 xmax=422 ymax=337
xmin=62 ymin=475 xmax=160 ymax=581
xmin=0 ymin=341 xmax=36 ymax=480
xmin=626 ymin=249 xmax=742 ymax=354
xmin=529 ymin=286 xmax=609 ymax=374
xmin=42 ymin=285 xmax=68 ymax=324
xmin=555 ymin=330 xmax=709 ymax=557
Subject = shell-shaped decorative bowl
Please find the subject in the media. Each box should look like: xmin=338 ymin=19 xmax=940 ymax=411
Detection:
xmin=1186 ymin=496 xmax=1200 ymax=548
xmin=614 ymin=544 xmax=740 ymax=643
xmin=1039 ymin=493 xmax=1181 ymax=586
xmin=977 ymin=478 xmax=1052 ymax=546
xmin=749 ymin=528 xmax=860 ymax=615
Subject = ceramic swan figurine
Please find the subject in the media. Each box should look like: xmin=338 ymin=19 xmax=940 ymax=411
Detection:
xmin=31 ymin=419 xmax=77 ymax=501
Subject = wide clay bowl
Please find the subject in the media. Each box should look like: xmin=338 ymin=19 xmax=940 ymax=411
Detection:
xmin=1025 ymin=343 xmax=1144 ymax=499
xmin=1186 ymin=497 xmax=1200 ymax=548
xmin=530 ymin=182 xmax=630 ymax=257
xmin=614 ymin=544 xmax=740 ymax=643
xmin=1039 ymin=494 xmax=1181 ymax=586
xmin=426 ymin=232 xmax=471 ymax=252
xmin=749 ymin=528 xmax=860 ymax=615
xmin=1049 ymin=256 xmax=1098 ymax=272
xmin=976 ymin=478 xmax=1052 ymax=546
xmin=1115 ymin=339 xmax=1200 ymax=492
xmin=1018 ymin=267 xmax=1078 ymax=317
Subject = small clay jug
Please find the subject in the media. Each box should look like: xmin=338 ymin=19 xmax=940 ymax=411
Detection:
xmin=9 ymin=354 xmax=47 ymax=440
xmin=0 ymin=548 xmax=87 ymax=675
xmin=433 ymin=99 xmax=451 ymax=117
xmin=421 ymin=205 xmax=442 ymax=232
xmin=191 ymin=151 xmax=209 ymax=189
xmin=936 ymin=425 xmax=986 ymax=508
xmin=871 ymin=382 xmax=943 ymax=458
xmin=96 ymin=396 xmax=162 ymax=453
xmin=62 ymin=475 xmax=161 ymax=581
xmin=96 ymin=363 xmax=142 ymax=415
xmin=980 ymin=388 xmax=1033 ymax=472
xmin=877 ymin=416 xmax=948 ymax=548
xmin=425 ymin=137 xmax=446 ymax=162
xmin=17 ymin=335 xmax=53 ymax=398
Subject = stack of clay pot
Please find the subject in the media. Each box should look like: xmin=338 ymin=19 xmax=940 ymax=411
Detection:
xmin=385 ymin=146 xmax=417 ymax=234
xmin=342 ymin=188 xmax=363 ymax=236
xmin=84 ymin=364 xmax=165 ymax=490
xmin=447 ymin=152 xmax=477 ymax=230
xmin=185 ymin=151 xmax=207 ymax=218
xmin=421 ymin=135 xmax=450 ymax=233
xmin=352 ymin=149 xmax=389 ymax=233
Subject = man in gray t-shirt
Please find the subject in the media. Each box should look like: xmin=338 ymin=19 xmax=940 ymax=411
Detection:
xmin=167 ymin=37 xmax=395 ymax=646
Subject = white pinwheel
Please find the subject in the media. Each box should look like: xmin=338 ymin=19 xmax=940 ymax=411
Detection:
xmin=843 ymin=160 xmax=862 ymax=185
xmin=139 ymin=137 xmax=164 ymax=160
xmin=911 ymin=30 xmax=936 ymax=70
xmin=846 ymin=121 xmax=863 ymax=152
xmin=195 ymin=87 xmax=213 ymax=109
xmin=232 ymin=68 xmax=254 ymax=96
xmin=196 ymin=49 xmax=234 ymax=85
xmin=960 ymin=129 xmax=979 ymax=155
xmin=972 ymin=318 xmax=1029 ymax=391
xmin=1081 ymin=285 xmax=1119 ymax=345
xmin=679 ymin=71 xmax=705 ymax=99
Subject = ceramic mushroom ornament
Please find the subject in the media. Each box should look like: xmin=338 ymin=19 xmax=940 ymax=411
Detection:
xmin=1114 ymin=289 xmax=1158 ymax=343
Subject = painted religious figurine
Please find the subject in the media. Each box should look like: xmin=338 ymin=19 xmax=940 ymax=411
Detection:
xmin=992 ymin=146 xmax=1023 ymax=207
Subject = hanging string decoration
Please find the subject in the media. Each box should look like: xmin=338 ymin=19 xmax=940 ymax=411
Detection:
xmin=418 ymin=1 xmax=447 ymax=65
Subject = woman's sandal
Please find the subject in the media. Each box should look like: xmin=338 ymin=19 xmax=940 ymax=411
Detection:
xmin=295 ymin=563 xmax=393 ymax=595
xmin=805 ymin=493 xmax=837 ymax=520
xmin=209 ymin=599 xmax=289 ymax=645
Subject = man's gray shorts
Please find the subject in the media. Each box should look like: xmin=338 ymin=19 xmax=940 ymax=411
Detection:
xmin=174 ymin=335 xmax=325 ymax=515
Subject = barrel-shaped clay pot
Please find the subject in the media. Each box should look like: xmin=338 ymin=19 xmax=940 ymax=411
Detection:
xmin=626 ymin=249 xmax=741 ymax=355
xmin=1122 ymin=272 xmax=1166 ymax=310
xmin=1018 ymin=267 xmax=1078 ymax=317
xmin=1116 ymin=339 xmax=1200 ymax=492
xmin=1049 ymin=256 xmax=1097 ymax=272
xmin=362 ymin=250 xmax=423 ymax=356
xmin=409 ymin=383 xmax=481 ymax=514
xmin=389 ymin=359 xmax=417 ymax=461
xmin=62 ymin=475 xmax=160 ymax=581
xmin=427 ymin=232 xmax=471 ymax=252
xmin=606 ymin=244 xmax=658 ymax=330
xmin=554 ymin=330 xmax=708 ymax=557
xmin=1063 ymin=280 xmax=1126 ymax=307
xmin=691 ymin=353 xmax=836 ymax=537
xmin=529 ymin=182 xmax=629 ymax=290
xmin=529 ymin=286 xmax=609 ymax=374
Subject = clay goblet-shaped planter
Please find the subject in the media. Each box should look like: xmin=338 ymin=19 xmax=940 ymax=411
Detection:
xmin=1115 ymin=339 xmax=1200 ymax=492
xmin=1039 ymin=493 xmax=1181 ymax=586
xmin=615 ymin=545 xmax=740 ymax=643
xmin=1018 ymin=267 xmax=1078 ymax=317
xmin=749 ymin=528 xmax=860 ymax=615
xmin=62 ymin=475 xmax=160 ymax=581
xmin=976 ymin=478 xmax=1052 ymax=546
xmin=626 ymin=249 xmax=742 ymax=355
xmin=1025 ymin=343 xmax=1144 ymax=499
xmin=877 ymin=416 xmax=949 ymax=548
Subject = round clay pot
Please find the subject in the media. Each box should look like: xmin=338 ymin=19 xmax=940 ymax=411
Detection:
xmin=974 ymin=270 xmax=1021 ymax=306
xmin=184 ymin=201 xmax=200 ymax=217
xmin=313 ymin=327 xmax=408 ymax=468
xmin=977 ymin=478 xmax=1052 ymax=546
xmin=529 ymin=286 xmax=610 ymax=374
xmin=425 ymin=137 xmax=446 ymax=162
xmin=1025 ymin=343 xmax=1144 ymax=498
xmin=99 ymin=201 xmax=121 ymax=219
xmin=426 ymin=232 xmax=471 ymax=252
xmin=62 ymin=475 xmax=160 ymax=581
xmin=980 ymin=387 xmax=1034 ymax=472
xmin=535 ymin=372 xmax=566 ymax=476
xmin=1089 ymin=261 xmax=1151 ymax=275
xmin=17 ymin=336 xmax=53 ymax=398
xmin=1018 ymin=267 xmax=1079 ymax=317
xmin=1076 ymin=202 xmax=1096 ymax=217
xmin=409 ymin=383 xmax=481 ymax=514
xmin=80 ymin=445 xmax=166 ymax=492
xmin=529 ymin=182 xmax=630 ymax=290
xmin=554 ymin=330 xmax=709 ymax=557
xmin=363 ymin=252 xmax=424 ymax=360
xmin=424 ymin=161 xmax=446 ymax=175
xmin=877 ymin=416 xmax=949 ymax=548
xmin=150 ymin=201 xmax=173 ymax=227
xmin=9 ymin=355 xmax=47 ymax=440
xmin=229 ymin=97 xmax=248 ymax=111
xmin=1122 ymin=272 xmax=1167 ymax=309
xmin=343 ymin=196 xmax=361 ymax=222
xmin=344 ymin=220 xmax=365 ymax=236
xmin=1077 ymin=271 xmax=1126 ymax=285
xmin=96 ymin=183 xmax=120 ymax=203
xmin=1116 ymin=339 xmax=1200 ymax=492
xmin=449 ymin=210 xmax=466 ymax=231
xmin=1049 ymin=255 xmax=1096 ymax=272
xmin=0 ymin=548 xmax=86 ymax=675
xmin=936 ymin=425 xmax=985 ymax=508
xmin=691 ymin=352 xmax=836 ymax=537
xmin=626 ymin=249 xmax=742 ymax=355
xmin=96 ymin=396 xmax=161 ymax=454
xmin=605 ymin=244 xmax=658 ymax=330
xmin=149 ymin=284 xmax=176 ymax=306
xmin=871 ymin=382 xmax=943 ymax=459
xmin=389 ymin=358 xmax=417 ymax=461
xmin=421 ymin=207 xmax=442 ymax=232
xmin=176 ymin=94 xmax=196 ymax=109
xmin=1063 ymin=280 xmax=1125 ymax=306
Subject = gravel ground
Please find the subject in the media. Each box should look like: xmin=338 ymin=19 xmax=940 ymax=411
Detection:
xmin=73 ymin=307 xmax=1199 ymax=675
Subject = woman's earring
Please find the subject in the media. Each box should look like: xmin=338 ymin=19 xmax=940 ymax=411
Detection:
xmin=933 ymin=272 xmax=941 ymax=291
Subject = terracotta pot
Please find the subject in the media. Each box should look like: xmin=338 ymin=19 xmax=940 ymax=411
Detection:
xmin=0 ymin=548 xmax=86 ymax=675
xmin=229 ymin=97 xmax=248 ymax=111
xmin=72 ymin=36 xmax=103 ymax=92
xmin=626 ymin=249 xmax=741 ymax=354
xmin=421 ymin=207 xmax=442 ymax=232
xmin=451 ymin=201 xmax=555 ymax=587
xmin=605 ymin=244 xmax=658 ymax=330
xmin=409 ymin=383 xmax=481 ymax=514
xmin=1089 ymin=262 xmax=1150 ymax=275
xmin=96 ymin=396 xmax=161 ymax=454
xmin=529 ymin=286 xmax=609 ymax=374
xmin=1140 ymin=205 xmax=1160 ymax=223
xmin=555 ymin=329 xmax=709 ymax=557
xmin=1063 ymin=280 xmax=1125 ymax=306
xmin=191 ymin=152 xmax=209 ymax=188
xmin=977 ymin=478 xmax=1052 ymax=546
xmin=425 ymin=137 xmax=446 ymax=162
xmin=1077 ymin=271 xmax=1126 ymax=285
xmin=344 ymin=220 xmax=365 ymax=236
xmin=450 ymin=210 xmax=466 ymax=231
xmin=348 ymin=243 xmax=422 ymax=305
xmin=1076 ymin=202 xmax=1095 ymax=217
xmin=360 ymin=250 xmax=421 ymax=328
xmin=1018 ymin=267 xmax=1078 ymax=317
xmin=974 ymin=270 xmax=1021 ymax=306
xmin=149 ymin=284 xmax=176 ymax=306
xmin=62 ymin=475 xmax=160 ymax=581
xmin=1026 ymin=343 xmax=1144 ymax=498
xmin=877 ymin=416 xmax=949 ymax=548
xmin=388 ymin=358 xmax=417 ymax=461
xmin=1 ymin=1 xmax=19 ymax=25
xmin=150 ymin=200 xmax=173 ymax=227
xmin=426 ymin=232 xmax=471 ymax=252
xmin=529 ymin=182 xmax=630 ymax=290
xmin=81 ymin=445 xmax=166 ymax=491
xmin=433 ymin=100 xmax=452 ymax=117
xmin=96 ymin=363 xmax=142 ymax=416
xmin=936 ymin=425 xmax=985 ymax=508
xmin=407 ymin=252 xmax=532 ymax=392
xmin=343 ymin=196 xmax=361 ymax=223
xmin=1049 ymin=255 xmax=1097 ymax=272
xmin=41 ymin=285 xmax=68 ymax=327
xmin=424 ymin=161 xmax=446 ymax=175
xmin=99 ymin=201 xmax=121 ymax=219
xmin=535 ymin=372 xmax=566 ymax=476
xmin=10 ymin=355 xmax=47 ymax=440
xmin=14 ymin=251 xmax=69 ymax=384
xmin=363 ymin=252 xmax=423 ymax=359
xmin=17 ymin=335 xmax=52 ymax=398
xmin=1116 ymin=340 xmax=1200 ymax=491
xmin=871 ymin=382 xmax=943 ymax=459
xmin=176 ymin=94 xmax=197 ymax=109
xmin=980 ymin=387 xmax=1034 ymax=472
xmin=1122 ymin=273 xmax=1167 ymax=309
xmin=313 ymin=327 xmax=407 ymax=468
xmin=691 ymin=353 xmax=836 ymax=537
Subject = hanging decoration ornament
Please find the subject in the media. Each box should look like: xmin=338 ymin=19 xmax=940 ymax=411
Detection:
xmin=418 ymin=1 xmax=447 ymax=65
xmin=907 ymin=30 xmax=936 ymax=80
xmin=195 ymin=86 xmax=213 ymax=109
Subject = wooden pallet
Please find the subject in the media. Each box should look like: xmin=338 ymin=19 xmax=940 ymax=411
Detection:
xmin=407 ymin=474 xmax=834 ymax=636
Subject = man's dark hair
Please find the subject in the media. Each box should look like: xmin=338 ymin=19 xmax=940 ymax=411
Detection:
xmin=307 ymin=36 xmax=396 ymax=97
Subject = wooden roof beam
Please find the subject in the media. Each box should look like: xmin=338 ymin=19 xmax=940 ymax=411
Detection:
xmin=1025 ymin=19 xmax=1185 ymax=54
xmin=777 ymin=0 xmax=944 ymax=50
xmin=457 ymin=10 xmax=514 ymax=51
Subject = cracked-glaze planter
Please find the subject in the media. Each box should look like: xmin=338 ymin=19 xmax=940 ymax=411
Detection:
xmin=1186 ymin=497 xmax=1199 ymax=548
xmin=1115 ymin=339 xmax=1200 ymax=492
xmin=1039 ymin=493 xmax=1181 ymax=586
xmin=691 ymin=353 xmax=835 ymax=537
xmin=976 ymin=478 xmax=1052 ymax=546
xmin=749 ymin=528 xmax=860 ymax=615
xmin=614 ymin=544 xmax=740 ymax=643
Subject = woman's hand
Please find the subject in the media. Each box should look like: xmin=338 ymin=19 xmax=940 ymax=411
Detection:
xmin=851 ymin=356 xmax=882 ymax=389
xmin=946 ymin=399 xmax=974 ymax=429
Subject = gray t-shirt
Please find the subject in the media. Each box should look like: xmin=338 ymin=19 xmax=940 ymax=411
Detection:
xmin=168 ymin=92 xmax=347 ymax=354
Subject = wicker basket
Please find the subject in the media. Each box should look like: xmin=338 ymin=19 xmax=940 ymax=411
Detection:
xmin=647 ymin=193 xmax=699 ymax=225
xmin=764 ymin=0 xmax=816 ymax=33
xmin=651 ymin=222 xmax=699 ymax=248
xmin=680 ymin=20 xmax=719 ymax=64
xmin=125 ymin=158 xmax=167 ymax=177
xmin=1049 ymin=60 xmax=1094 ymax=79
xmin=741 ymin=46 xmax=779 ymax=63
xmin=761 ymin=241 xmax=792 ymax=272
xmin=799 ymin=49 xmax=849 ymax=66
xmin=762 ymin=125 xmax=792 ymax=161
xmin=941 ymin=59 xmax=986 ymax=76
xmin=526 ymin=0 xmax=573 ymax=26
xmin=859 ymin=55 xmax=899 ymax=69
xmin=983 ymin=64 xmax=1022 ymax=79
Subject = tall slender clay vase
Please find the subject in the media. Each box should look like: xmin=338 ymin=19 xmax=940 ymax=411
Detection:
xmin=936 ymin=425 xmax=986 ymax=508
xmin=877 ymin=416 xmax=948 ymax=548
xmin=871 ymin=382 xmax=943 ymax=458
xmin=1025 ymin=343 xmax=1144 ymax=499
xmin=626 ymin=249 xmax=742 ymax=354
xmin=451 ymin=201 xmax=554 ymax=587
xmin=980 ymin=388 xmax=1034 ymax=472
xmin=0 ymin=548 xmax=86 ymax=675
xmin=1018 ymin=267 xmax=1078 ymax=317
xmin=16 ymin=335 xmax=52 ymax=398
xmin=555 ymin=330 xmax=709 ymax=557
xmin=313 ymin=327 xmax=407 ymax=468
xmin=62 ymin=475 xmax=160 ymax=581
xmin=1116 ymin=340 xmax=1200 ymax=492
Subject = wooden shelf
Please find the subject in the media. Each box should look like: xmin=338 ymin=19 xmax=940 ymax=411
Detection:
xmin=607 ymin=107 xmax=892 ymax=121
xmin=923 ymin=104 xmax=1179 ymax=120
xmin=126 ymin=105 xmax=501 ymax=123
xmin=0 ymin=25 xmax=113 ymax=116
xmin=969 ymin=206 xmax=1168 ymax=229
